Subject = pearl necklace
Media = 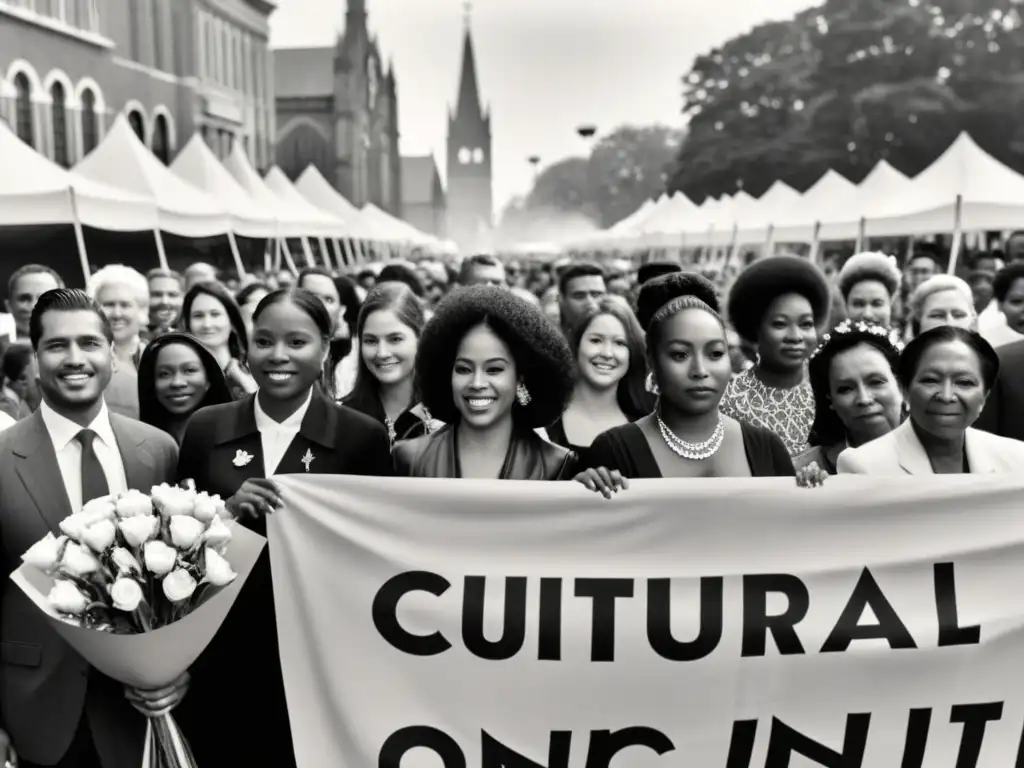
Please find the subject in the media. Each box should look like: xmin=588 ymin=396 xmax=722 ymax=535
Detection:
xmin=657 ymin=414 xmax=725 ymax=460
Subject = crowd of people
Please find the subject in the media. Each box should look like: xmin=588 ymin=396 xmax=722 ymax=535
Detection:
xmin=2 ymin=233 xmax=1024 ymax=767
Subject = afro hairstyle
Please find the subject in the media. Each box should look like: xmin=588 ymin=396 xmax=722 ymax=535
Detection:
xmin=415 ymin=285 xmax=575 ymax=429
xmin=726 ymin=256 xmax=831 ymax=343
xmin=836 ymin=251 xmax=902 ymax=300
xmin=636 ymin=271 xmax=721 ymax=331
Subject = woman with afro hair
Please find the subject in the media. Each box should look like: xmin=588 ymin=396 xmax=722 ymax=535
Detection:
xmin=836 ymin=251 xmax=902 ymax=329
xmin=575 ymin=273 xmax=794 ymax=497
xmin=720 ymin=256 xmax=831 ymax=457
xmin=392 ymin=285 xmax=579 ymax=479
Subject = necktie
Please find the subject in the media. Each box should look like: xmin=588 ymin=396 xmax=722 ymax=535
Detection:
xmin=77 ymin=429 xmax=110 ymax=505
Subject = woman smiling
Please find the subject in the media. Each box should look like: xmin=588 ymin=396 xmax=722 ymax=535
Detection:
xmin=838 ymin=326 xmax=1024 ymax=474
xmin=393 ymin=286 xmax=577 ymax=479
xmin=180 ymin=281 xmax=256 ymax=400
xmin=136 ymin=332 xmax=232 ymax=444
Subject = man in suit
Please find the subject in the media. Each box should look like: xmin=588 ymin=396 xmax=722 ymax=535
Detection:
xmin=0 ymin=289 xmax=184 ymax=768
xmin=974 ymin=337 xmax=1024 ymax=442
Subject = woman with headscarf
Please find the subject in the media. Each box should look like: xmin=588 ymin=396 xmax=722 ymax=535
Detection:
xmin=137 ymin=332 xmax=233 ymax=444
xmin=720 ymin=256 xmax=831 ymax=457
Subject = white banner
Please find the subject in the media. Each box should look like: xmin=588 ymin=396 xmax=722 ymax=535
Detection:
xmin=270 ymin=475 xmax=1024 ymax=768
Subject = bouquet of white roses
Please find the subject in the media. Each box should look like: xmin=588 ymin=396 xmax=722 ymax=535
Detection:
xmin=11 ymin=483 xmax=265 ymax=768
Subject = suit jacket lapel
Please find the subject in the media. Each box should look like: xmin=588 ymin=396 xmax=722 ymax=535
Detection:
xmin=895 ymin=421 xmax=934 ymax=474
xmin=213 ymin=396 xmax=267 ymax=480
xmin=110 ymin=416 xmax=156 ymax=491
xmin=274 ymin=393 xmax=341 ymax=475
xmin=12 ymin=412 xmax=73 ymax=532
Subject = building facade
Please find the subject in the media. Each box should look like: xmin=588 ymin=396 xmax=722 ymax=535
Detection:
xmin=274 ymin=0 xmax=401 ymax=216
xmin=0 ymin=0 xmax=275 ymax=171
xmin=400 ymin=154 xmax=445 ymax=238
xmin=446 ymin=19 xmax=492 ymax=253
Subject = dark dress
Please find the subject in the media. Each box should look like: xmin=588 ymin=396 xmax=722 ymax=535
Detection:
xmin=586 ymin=421 xmax=795 ymax=477
xmin=545 ymin=417 xmax=593 ymax=467
xmin=341 ymin=386 xmax=432 ymax=443
xmin=174 ymin=391 xmax=393 ymax=768
xmin=394 ymin=423 xmax=579 ymax=480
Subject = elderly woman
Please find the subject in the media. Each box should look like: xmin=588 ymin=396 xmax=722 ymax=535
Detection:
xmin=907 ymin=275 xmax=976 ymax=337
xmin=87 ymin=264 xmax=149 ymax=369
xmin=721 ymin=256 xmax=832 ymax=457
xmin=837 ymin=251 xmax=902 ymax=328
xmin=838 ymin=326 xmax=1024 ymax=474
xmin=795 ymin=319 xmax=904 ymax=474
xmin=393 ymin=285 xmax=578 ymax=479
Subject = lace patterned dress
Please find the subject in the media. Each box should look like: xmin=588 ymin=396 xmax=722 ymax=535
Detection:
xmin=720 ymin=367 xmax=815 ymax=457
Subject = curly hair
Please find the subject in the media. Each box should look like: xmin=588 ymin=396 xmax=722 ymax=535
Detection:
xmin=836 ymin=251 xmax=902 ymax=300
xmin=726 ymin=256 xmax=831 ymax=343
xmin=993 ymin=262 xmax=1024 ymax=304
xmin=636 ymin=271 xmax=720 ymax=331
xmin=807 ymin=322 xmax=902 ymax=447
xmin=415 ymin=285 xmax=574 ymax=428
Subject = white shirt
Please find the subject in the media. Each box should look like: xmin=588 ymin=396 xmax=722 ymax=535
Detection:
xmin=39 ymin=401 xmax=128 ymax=514
xmin=253 ymin=390 xmax=312 ymax=476
xmin=0 ymin=411 xmax=15 ymax=433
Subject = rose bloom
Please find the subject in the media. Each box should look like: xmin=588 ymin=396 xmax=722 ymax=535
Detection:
xmin=203 ymin=548 xmax=237 ymax=587
xmin=202 ymin=516 xmax=232 ymax=549
xmin=116 ymin=489 xmax=153 ymax=518
xmin=21 ymin=532 xmax=66 ymax=571
xmin=169 ymin=515 xmax=205 ymax=549
xmin=110 ymin=578 xmax=144 ymax=612
xmin=154 ymin=485 xmax=196 ymax=517
xmin=162 ymin=569 xmax=198 ymax=603
xmin=143 ymin=540 xmax=178 ymax=576
xmin=119 ymin=516 xmax=159 ymax=548
xmin=49 ymin=580 xmax=89 ymax=615
xmin=61 ymin=542 xmax=101 ymax=577
xmin=111 ymin=546 xmax=142 ymax=575
xmin=81 ymin=519 xmax=117 ymax=552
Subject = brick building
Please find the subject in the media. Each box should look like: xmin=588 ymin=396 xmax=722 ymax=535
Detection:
xmin=0 ymin=0 xmax=276 ymax=171
xmin=273 ymin=0 xmax=401 ymax=216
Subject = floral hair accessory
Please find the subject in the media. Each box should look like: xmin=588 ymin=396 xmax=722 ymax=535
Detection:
xmin=810 ymin=319 xmax=904 ymax=361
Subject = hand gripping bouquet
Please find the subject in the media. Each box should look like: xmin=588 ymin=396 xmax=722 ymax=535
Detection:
xmin=10 ymin=483 xmax=265 ymax=768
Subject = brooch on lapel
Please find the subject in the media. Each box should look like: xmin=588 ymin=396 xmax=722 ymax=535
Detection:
xmin=233 ymin=449 xmax=254 ymax=468
xmin=301 ymin=449 xmax=315 ymax=472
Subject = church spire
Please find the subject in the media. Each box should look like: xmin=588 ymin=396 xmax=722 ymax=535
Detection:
xmin=454 ymin=3 xmax=483 ymax=121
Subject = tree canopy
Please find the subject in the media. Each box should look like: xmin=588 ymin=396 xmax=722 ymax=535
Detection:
xmin=667 ymin=0 xmax=1024 ymax=202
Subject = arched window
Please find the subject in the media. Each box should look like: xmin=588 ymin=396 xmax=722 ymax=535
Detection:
xmin=50 ymin=81 xmax=69 ymax=167
xmin=128 ymin=109 xmax=145 ymax=142
xmin=13 ymin=73 xmax=33 ymax=147
xmin=152 ymin=114 xmax=170 ymax=164
xmin=81 ymin=88 xmax=98 ymax=154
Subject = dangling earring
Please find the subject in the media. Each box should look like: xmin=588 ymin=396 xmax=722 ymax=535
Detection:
xmin=645 ymin=371 xmax=660 ymax=395
xmin=516 ymin=382 xmax=532 ymax=406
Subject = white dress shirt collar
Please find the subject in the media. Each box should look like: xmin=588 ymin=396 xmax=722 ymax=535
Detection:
xmin=253 ymin=389 xmax=312 ymax=433
xmin=39 ymin=399 xmax=117 ymax=452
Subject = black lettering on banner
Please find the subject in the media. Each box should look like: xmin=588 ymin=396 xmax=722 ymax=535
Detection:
xmin=763 ymin=714 xmax=871 ymax=767
xmin=575 ymin=578 xmax=634 ymax=662
xmin=724 ymin=720 xmax=758 ymax=768
xmin=378 ymin=725 xmax=465 ymax=768
xmin=741 ymin=574 xmax=809 ymax=657
xmin=820 ymin=567 xmax=916 ymax=653
xmin=647 ymin=577 xmax=724 ymax=661
xmin=481 ymin=730 xmax=571 ymax=767
xmin=538 ymin=577 xmax=563 ymax=661
xmin=462 ymin=576 xmax=528 ymax=660
xmin=372 ymin=571 xmax=452 ymax=656
xmin=584 ymin=727 xmax=676 ymax=767
xmin=934 ymin=563 xmax=981 ymax=648
xmin=899 ymin=708 xmax=933 ymax=768
xmin=951 ymin=702 xmax=1003 ymax=768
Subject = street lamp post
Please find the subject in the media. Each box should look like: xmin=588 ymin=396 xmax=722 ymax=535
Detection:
xmin=527 ymin=155 xmax=541 ymax=186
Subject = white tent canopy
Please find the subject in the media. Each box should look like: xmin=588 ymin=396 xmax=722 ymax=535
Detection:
xmin=170 ymin=135 xmax=276 ymax=238
xmin=771 ymin=170 xmax=859 ymax=242
xmin=361 ymin=203 xmax=438 ymax=244
xmin=263 ymin=167 xmax=348 ymax=238
xmin=293 ymin=165 xmax=373 ymax=238
xmin=74 ymin=114 xmax=230 ymax=237
xmin=0 ymin=119 xmax=156 ymax=230
xmin=868 ymin=132 xmax=1024 ymax=237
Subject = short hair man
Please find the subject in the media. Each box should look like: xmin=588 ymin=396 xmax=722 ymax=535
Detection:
xmin=146 ymin=268 xmax=184 ymax=334
xmin=558 ymin=262 xmax=607 ymax=337
xmin=458 ymin=254 xmax=506 ymax=288
xmin=0 ymin=289 xmax=183 ymax=768
xmin=6 ymin=264 xmax=63 ymax=341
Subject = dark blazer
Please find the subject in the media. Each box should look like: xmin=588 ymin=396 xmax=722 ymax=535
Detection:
xmin=173 ymin=391 xmax=392 ymax=768
xmin=394 ymin=423 xmax=578 ymax=479
xmin=0 ymin=410 xmax=178 ymax=768
xmin=974 ymin=339 xmax=1024 ymax=442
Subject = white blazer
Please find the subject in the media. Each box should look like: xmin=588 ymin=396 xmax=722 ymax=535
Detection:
xmin=837 ymin=419 xmax=1024 ymax=475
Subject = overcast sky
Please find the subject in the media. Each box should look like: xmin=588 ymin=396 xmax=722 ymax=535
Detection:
xmin=270 ymin=0 xmax=819 ymax=213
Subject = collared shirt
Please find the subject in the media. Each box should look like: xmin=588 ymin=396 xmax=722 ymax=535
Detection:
xmin=253 ymin=390 xmax=312 ymax=476
xmin=39 ymin=400 xmax=128 ymax=513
